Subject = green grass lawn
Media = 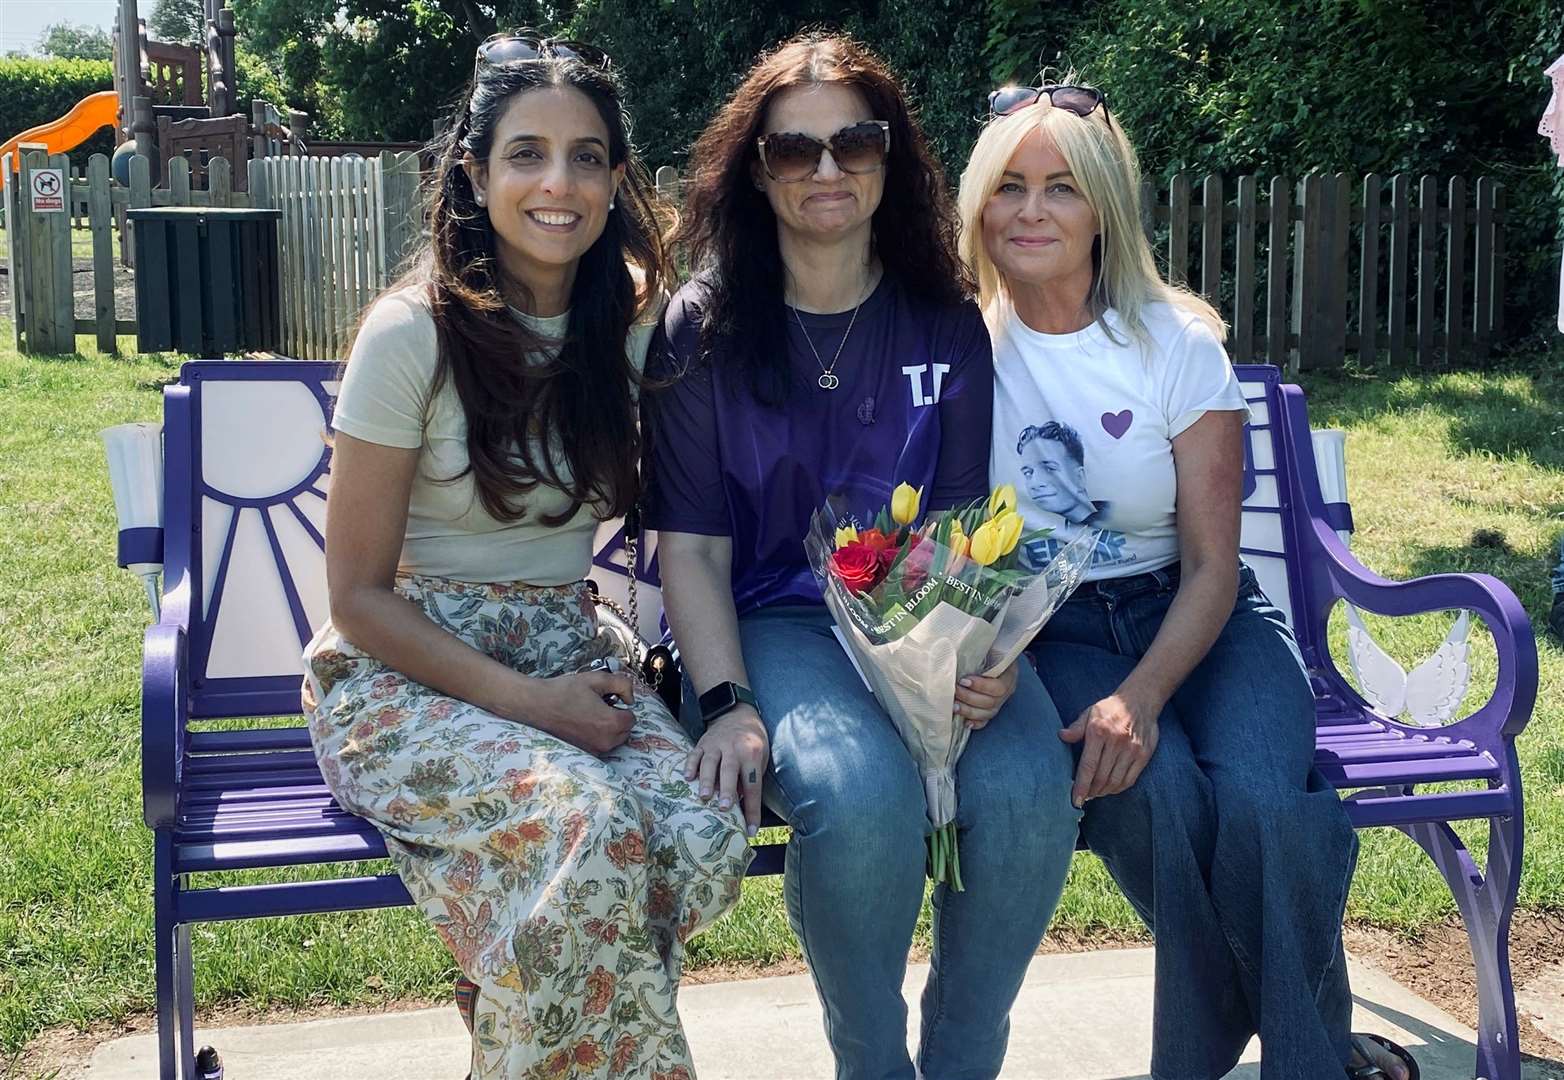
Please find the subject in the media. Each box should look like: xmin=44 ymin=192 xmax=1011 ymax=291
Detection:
xmin=1 ymin=328 xmax=1561 ymax=1058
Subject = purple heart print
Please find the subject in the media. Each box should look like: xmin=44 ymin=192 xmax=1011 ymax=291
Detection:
xmin=1101 ymin=410 xmax=1133 ymax=438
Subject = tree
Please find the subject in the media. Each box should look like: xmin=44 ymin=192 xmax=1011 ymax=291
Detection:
xmin=151 ymin=0 xmax=208 ymax=44
xmin=37 ymin=22 xmax=113 ymax=61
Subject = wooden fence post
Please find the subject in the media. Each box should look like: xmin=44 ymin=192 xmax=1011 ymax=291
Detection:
xmin=1233 ymin=175 xmax=1257 ymax=362
xmin=1200 ymin=173 xmax=1223 ymax=305
xmin=1388 ymin=174 xmax=1411 ymax=367
xmin=3 ymin=153 xmax=23 ymax=350
xmin=1416 ymin=174 xmax=1439 ymax=367
xmin=1445 ymin=175 xmax=1466 ymax=365
xmin=1267 ymin=175 xmax=1290 ymax=371
xmin=1358 ymin=173 xmax=1382 ymax=367
xmin=19 ymin=148 xmax=77 ymax=354
xmin=208 ymin=155 xmax=232 ymax=207
xmin=1292 ymin=174 xmax=1323 ymax=370
xmin=1473 ymin=177 xmax=1495 ymax=361
xmin=1168 ymin=173 xmax=1190 ymax=286
xmin=1325 ymin=173 xmax=1350 ymax=367
xmin=88 ymin=153 xmax=117 ymax=353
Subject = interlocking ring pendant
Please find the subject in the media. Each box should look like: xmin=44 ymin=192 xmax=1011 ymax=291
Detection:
xmin=818 ymin=372 xmax=840 ymax=390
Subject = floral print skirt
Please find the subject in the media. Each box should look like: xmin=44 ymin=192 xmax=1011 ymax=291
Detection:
xmin=303 ymin=575 xmax=752 ymax=1080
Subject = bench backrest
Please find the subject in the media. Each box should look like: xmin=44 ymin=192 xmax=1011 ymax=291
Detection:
xmin=160 ymin=361 xmax=1328 ymax=720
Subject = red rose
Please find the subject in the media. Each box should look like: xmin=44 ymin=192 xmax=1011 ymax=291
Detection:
xmin=857 ymin=528 xmax=902 ymax=572
xmin=831 ymin=541 xmax=883 ymax=595
xmin=858 ymin=528 xmax=896 ymax=556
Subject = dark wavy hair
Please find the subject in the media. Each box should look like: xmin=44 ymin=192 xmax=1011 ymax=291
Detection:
xmin=367 ymin=57 xmax=669 ymax=526
xmin=673 ymin=31 xmax=972 ymax=406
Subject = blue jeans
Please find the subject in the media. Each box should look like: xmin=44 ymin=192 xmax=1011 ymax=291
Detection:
xmin=1551 ymin=534 xmax=1564 ymax=594
xmin=1027 ymin=563 xmax=1358 ymax=1080
xmin=682 ymin=603 xmax=1081 ymax=1080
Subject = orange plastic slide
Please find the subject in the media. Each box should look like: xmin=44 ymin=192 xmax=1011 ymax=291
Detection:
xmin=2 ymin=90 xmax=119 ymax=170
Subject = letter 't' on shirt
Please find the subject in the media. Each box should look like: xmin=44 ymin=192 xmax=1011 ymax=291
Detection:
xmin=988 ymin=301 xmax=1249 ymax=582
xmin=643 ymin=276 xmax=995 ymax=615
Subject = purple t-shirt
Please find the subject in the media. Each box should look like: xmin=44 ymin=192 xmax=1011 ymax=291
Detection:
xmin=644 ymin=275 xmax=994 ymax=616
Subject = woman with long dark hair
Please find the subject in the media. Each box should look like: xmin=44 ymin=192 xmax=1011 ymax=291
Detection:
xmin=302 ymin=39 xmax=750 ymax=1078
xmin=645 ymin=32 xmax=1080 ymax=1078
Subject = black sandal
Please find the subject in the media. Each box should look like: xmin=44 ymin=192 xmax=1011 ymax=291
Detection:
xmin=1347 ymin=1033 xmax=1420 ymax=1080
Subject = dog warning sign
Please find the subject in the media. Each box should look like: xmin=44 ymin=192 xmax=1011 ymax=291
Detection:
xmin=30 ymin=168 xmax=65 ymax=213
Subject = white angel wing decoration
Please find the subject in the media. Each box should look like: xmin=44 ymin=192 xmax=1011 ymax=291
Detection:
xmin=1402 ymin=610 xmax=1472 ymax=726
xmin=1345 ymin=605 xmax=1408 ymax=718
xmin=1345 ymin=606 xmax=1472 ymax=726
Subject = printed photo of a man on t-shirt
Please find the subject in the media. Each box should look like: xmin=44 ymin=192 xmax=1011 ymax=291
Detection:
xmin=1016 ymin=421 xmax=1111 ymax=526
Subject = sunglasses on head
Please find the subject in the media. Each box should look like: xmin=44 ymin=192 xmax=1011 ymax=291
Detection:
xmin=988 ymin=85 xmax=1110 ymax=123
xmin=756 ymin=120 xmax=891 ymax=183
xmin=473 ymin=32 xmax=611 ymax=81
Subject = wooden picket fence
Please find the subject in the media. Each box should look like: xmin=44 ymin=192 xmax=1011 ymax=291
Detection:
xmin=3 ymin=148 xmax=423 ymax=357
xmin=1142 ymin=171 xmax=1504 ymax=369
xmin=249 ymin=151 xmax=424 ymax=360
xmin=649 ymin=166 xmax=1505 ymax=371
xmin=0 ymin=155 xmax=1509 ymax=367
xmin=3 ymin=148 xmax=252 ymax=354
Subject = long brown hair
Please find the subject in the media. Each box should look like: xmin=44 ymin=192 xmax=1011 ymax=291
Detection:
xmin=673 ymin=31 xmax=972 ymax=406
xmin=370 ymin=57 xmax=669 ymax=525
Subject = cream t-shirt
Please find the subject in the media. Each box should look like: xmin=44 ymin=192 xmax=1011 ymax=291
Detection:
xmin=331 ymin=287 xmax=658 ymax=584
xmin=989 ymin=300 xmax=1249 ymax=581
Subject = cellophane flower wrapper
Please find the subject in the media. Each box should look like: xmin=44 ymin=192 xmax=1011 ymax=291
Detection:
xmin=804 ymin=499 xmax=1099 ymax=887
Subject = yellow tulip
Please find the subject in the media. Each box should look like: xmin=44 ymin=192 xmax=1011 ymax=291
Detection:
xmin=890 ymin=482 xmax=923 ymax=526
xmin=992 ymin=510 xmax=1025 ymax=556
xmin=835 ymin=524 xmax=859 ymax=548
xmin=988 ymin=483 xmax=1017 ymax=519
xmin=968 ymin=519 xmax=1004 ymax=566
xmin=947 ymin=519 xmax=970 ymax=558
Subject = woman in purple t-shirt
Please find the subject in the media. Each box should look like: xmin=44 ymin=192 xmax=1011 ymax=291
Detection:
xmin=644 ymin=32 xmax=1080 ymax=1079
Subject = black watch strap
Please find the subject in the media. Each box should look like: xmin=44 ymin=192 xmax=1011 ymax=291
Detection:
xmin=699 ymin=681 xmax=759 ymax=724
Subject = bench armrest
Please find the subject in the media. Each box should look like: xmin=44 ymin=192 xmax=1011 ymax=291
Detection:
xmin=142 ymin=620 xmax=189 ymax=829
xmin=1302 ymin=514 xmax=1538 ymax=745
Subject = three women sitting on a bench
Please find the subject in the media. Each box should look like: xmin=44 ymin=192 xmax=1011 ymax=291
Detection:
xmin=303 ymin=28 xmax=1417 ymax=1080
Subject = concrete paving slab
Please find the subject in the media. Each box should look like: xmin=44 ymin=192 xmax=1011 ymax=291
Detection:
xmin=83 ymin=948 xmax=1528 ymax=1079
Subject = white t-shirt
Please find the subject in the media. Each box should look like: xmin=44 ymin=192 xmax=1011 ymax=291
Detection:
xmin=988 ymin=299 xmax=1249 ymax=581
xmin=332 ymin=286 xmax=658 ymax=584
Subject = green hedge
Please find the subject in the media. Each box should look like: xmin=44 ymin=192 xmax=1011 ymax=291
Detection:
xmin=0 ymin=57 xmax=117 ymax=165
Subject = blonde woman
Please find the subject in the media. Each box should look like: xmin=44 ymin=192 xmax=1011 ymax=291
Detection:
xmin=957 ymin=87 xmax=1418 ymax=1080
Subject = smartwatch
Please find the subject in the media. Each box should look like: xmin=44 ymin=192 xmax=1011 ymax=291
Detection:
xmin=699 ymin=681 xmax=759 ymax=725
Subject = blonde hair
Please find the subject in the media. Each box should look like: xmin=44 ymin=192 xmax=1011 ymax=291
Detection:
xmin=956 ymin=97 xmax=1225 ymax=345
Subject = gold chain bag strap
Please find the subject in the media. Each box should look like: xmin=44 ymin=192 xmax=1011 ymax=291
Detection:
xmin=590 ymin=504 xmax=676 ymax=701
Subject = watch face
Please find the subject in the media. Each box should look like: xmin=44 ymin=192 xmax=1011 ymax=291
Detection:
xmin=700 ymin=683 xmax=737 ymax=717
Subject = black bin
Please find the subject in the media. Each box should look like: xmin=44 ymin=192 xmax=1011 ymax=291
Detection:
xmin=128 ymin=207 xmax=282 ymax=354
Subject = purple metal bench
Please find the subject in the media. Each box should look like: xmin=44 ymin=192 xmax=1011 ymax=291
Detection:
xmin=138 ymin=360 xmax=1536 ymax=1080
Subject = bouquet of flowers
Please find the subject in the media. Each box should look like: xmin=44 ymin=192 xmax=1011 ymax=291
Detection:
xmin=804 ymin=482 xmax=1097 ymax=889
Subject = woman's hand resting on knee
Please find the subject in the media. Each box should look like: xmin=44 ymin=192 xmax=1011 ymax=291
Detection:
xmin=954 ymin=662 xmax=1020 ymax=729
xmin=686 ymin=706 xmax=769 ymax=838
xmin=1058 ymin=692 xmax=1161 ymax=808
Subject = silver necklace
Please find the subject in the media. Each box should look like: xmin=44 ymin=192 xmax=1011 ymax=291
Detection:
xmin=791 ymin=279 xmax=871 ymax=391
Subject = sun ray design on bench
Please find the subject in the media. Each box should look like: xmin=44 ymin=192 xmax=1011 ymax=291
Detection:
xmin=194 ymin=373 xmax=337 ymax=684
